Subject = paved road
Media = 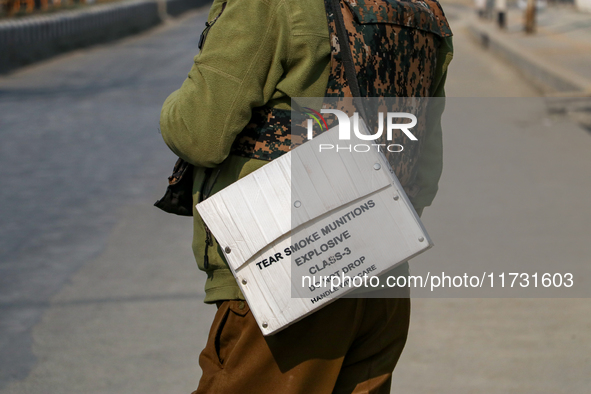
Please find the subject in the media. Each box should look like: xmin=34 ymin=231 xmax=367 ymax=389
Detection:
xmin=0 ymin=8 xmax=216 ymax=393
xmin=0 ymin=4 xmax=590 ymax=394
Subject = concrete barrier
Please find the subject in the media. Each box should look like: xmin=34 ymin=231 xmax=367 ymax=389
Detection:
xmin=166 ymin=0 xmax=205 ymax=16
xmin=0 ymin=0 xmax=210 ymax=74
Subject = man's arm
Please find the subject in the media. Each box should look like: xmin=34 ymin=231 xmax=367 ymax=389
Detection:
xmin=411 ymin=36 xmax=454 ymax=212
xmin=160 ymin=0 xmax=291 ymax=168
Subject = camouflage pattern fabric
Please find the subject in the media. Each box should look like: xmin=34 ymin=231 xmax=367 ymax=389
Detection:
xmin=230 ymin=107 xmax=292 ymax=161
xmin=232 ymin=0 xmax=452 ymax=193
xmin=323 ymin=0 xmax=451 ymax=193
xmin=325 ymin=0 xmax=451 ymax=98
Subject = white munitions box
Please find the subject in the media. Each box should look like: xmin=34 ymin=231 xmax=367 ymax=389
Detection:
xmin=197 ymin=118 xmax=432 ymax=336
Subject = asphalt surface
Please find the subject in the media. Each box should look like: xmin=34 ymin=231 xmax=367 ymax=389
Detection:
xmin=391 ymin=9 xmax=591 ymax=393
xmin=0 ymin=8 xmax=215 ymax=393
xmin=0 ymin=4 xmax=590 ymax=394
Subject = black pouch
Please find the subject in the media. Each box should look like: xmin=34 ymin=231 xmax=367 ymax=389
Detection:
xmin=154 ymin=158 xmax=194 ymax=217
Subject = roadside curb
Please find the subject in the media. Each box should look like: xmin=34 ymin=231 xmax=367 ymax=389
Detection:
xmin=466 ymin=19 xmax=591 ymax=95
xmin=0 ymin=0 xmax=210 ymax=74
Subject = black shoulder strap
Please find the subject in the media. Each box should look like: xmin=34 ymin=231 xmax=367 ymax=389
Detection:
xmin=330 ymin=0 xmax=369 ymax=123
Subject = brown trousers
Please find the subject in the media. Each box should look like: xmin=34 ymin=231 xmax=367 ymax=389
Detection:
xmin=192 ymin=297 xmax=410 ymax=394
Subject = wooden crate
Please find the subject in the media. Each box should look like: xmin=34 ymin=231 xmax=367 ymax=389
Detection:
xmin=197 ymin=118 xmax=432 ymax=335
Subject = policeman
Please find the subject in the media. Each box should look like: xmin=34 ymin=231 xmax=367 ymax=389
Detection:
xmin=159 ymin=0 xmax=453 ymax=392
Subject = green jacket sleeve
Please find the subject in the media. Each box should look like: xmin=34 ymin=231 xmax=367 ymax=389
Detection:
xmin=411 ymin=36 xmax=453 ymax=210
xmin=160 ymin=0 xmax=291 ymax=168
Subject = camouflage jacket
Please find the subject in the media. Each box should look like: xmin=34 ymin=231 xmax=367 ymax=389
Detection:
xmin=231 ymin=0 xmax=452 ymax=195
